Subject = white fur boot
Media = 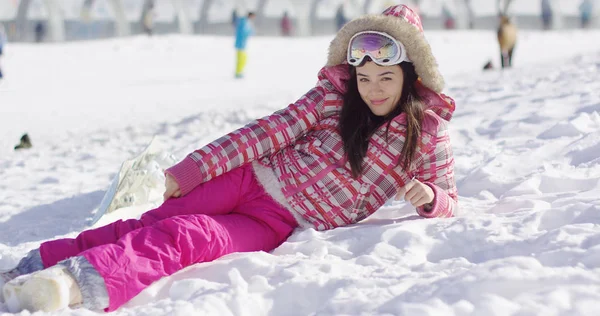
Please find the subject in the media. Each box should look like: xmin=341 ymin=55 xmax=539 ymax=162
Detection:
xmin=0 ymin=268 xmax=20 ymax=303
xmin=3 ymin=265 xmax=82 ymax=313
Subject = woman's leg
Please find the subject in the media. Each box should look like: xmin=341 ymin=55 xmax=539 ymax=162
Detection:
xmin=39 ymin=166 xmax=254 ymax=268
xmin=82 ymin=204 xmax=296 ymax=312
xmin=5 ymin=166 xmax=298 ymax=312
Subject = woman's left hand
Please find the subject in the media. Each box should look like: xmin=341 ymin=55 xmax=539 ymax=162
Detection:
xmin=163 ymin=173 xmax=182 ymax=201
xmin=395 ymin=178 xmax=434 ymax=207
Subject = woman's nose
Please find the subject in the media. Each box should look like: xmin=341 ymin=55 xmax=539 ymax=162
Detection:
xmin=370 ymin=81 xmax=383 ymax=92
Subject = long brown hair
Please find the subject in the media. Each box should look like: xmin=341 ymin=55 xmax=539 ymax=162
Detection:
xmin=339 ymin=60 xmax=423 ymax=178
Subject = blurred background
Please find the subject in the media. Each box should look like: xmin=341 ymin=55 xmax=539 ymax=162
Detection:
xmin=0 ymin=0 xmax=598 ymax=43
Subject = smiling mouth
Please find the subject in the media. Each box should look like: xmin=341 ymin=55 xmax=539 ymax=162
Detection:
xmin=371 ymin=98 xmax=388 ymax=105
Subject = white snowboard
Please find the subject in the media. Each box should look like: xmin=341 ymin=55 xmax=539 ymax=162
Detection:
xmin=89 ymin=137 xmax=177 ymax=227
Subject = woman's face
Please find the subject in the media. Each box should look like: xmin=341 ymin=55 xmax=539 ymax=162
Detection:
xmin=356 ymin=61 xmax=404 ymax=117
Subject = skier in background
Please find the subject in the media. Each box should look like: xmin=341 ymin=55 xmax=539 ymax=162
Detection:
xmin=579 ymin=0 xmax=594 ymax=29
xmin=234 ymin=12 xmax=256 ymax=78
xmin=281 ymin=11 xmax=292 ymax=36
xmin=497 ymin=14 xmax=517 ymax=68
xmin=335 ymin=4 xmax=347 ymax=30
xmin=541 ymin=0 xmax=553 ymax=30
xmin=142 ymin=2 xmax=155 ymax=36
xmin=442 ymin=4 xmax=456 ymax=29
xmin=466 ymin=0 xmax=475 ymax=29
xmin=34 ymin=22 xmax=45 ymax=43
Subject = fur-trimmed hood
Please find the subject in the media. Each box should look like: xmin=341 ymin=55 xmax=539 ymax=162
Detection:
xmin=326 ymin=5 xmax=445 ymax=93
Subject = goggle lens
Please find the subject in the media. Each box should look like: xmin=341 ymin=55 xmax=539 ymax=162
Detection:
xmin=347 ymin=31 xmax=408 ymax=66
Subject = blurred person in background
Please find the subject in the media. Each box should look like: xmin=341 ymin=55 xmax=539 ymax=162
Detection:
xmin=281 ymin=11 xmax=292 ymax=36
xmin=0 ymin=23 xmax=5 ymax=79
xmin=142 ymin=2 xmax=155 ymax=36
xmin=579 ymin=0 xmax=594 ymax=29
xmin=34 ymin=22 xmax=45 ymax=43
xmin=541 ymin=0 xmax=553 ymax=30
xmin=497 ymin=14 xmax=517 ymax=68
xmin=466 ymin=0 xmax=475 ymax=29
xmin=335 ymin=4 xmax=347 ymax=30
xmin=234 ymin=11 xmax=256 ymax=78
xmin=442 ymin=4 xmax=456 ymax=29
xmin=231 ymin=9 xmax=239 ymax=27
xmin=0 ymin=5 xmax=457 ymax=313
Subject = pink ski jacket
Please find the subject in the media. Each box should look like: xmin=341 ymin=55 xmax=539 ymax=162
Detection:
xmin=167 ymin=65 xmax=458 ymax=230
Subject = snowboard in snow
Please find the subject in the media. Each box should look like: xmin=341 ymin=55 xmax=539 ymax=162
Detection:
xmin=90 ymin=137 xmax=177 ymax=226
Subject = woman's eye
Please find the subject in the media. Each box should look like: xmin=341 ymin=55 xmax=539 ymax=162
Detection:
xmin=381 ymin=77 xmax=392 ymax=81
xmin=359 ymin=78 xmax=369 ymax=82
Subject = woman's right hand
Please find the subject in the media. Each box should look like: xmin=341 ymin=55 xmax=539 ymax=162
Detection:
xmin=163 ymin=173 xmax=181 ymax=201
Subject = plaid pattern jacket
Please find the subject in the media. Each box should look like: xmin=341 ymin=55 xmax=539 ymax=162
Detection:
xmin=167 ymin=65 xmax=457 ymax=231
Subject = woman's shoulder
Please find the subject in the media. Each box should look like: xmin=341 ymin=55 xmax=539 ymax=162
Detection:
xmin=422 ymin=108 xmax=449 ymax=137
xmin=318 ymin=65 xmax=349 ymax=94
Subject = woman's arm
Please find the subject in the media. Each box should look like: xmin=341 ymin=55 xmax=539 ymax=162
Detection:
xmin=415 ymin=125 xmax=458 ymax=218
xmin=166 ymin=86 xmax=329 ymax=196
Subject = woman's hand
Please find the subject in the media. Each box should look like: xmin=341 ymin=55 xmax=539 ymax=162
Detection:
xmin=395 ymin=178 xmax=434 ymax=207
xmin=163 ymin=173 xmax=181 ymax=201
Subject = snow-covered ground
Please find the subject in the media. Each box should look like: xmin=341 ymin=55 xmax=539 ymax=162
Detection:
xmin=1 ymin=29 xmax=600 ymax=315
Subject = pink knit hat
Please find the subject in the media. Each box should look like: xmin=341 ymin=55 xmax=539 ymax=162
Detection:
xmin=326 ymin=4 xmax=445 ymax=93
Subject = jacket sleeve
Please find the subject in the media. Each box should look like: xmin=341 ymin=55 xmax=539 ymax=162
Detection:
xmin=415 ymin=123 xmax=458 ymax=218
xmin=166 ymin=85 xmax=329 ymax=196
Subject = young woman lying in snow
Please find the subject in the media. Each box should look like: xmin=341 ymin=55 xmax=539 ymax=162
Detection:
xmin=0 ymin=5 xmax=457 ymax=313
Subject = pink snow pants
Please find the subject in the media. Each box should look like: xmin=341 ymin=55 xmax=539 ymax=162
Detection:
xmin=39 ymin=164 xmax=298 ymax=312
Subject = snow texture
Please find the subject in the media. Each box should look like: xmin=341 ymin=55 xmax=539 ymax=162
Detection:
xmin=1 ymin=28 xmax=600 ymax=315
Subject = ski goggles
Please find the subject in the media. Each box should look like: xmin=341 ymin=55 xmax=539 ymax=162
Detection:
xmin=347 ymin=31 xmax=410 ymax=67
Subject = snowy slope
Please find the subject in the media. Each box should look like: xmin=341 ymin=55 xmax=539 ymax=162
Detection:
xmin=0 ymin=29 xmax=600 ymax=315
